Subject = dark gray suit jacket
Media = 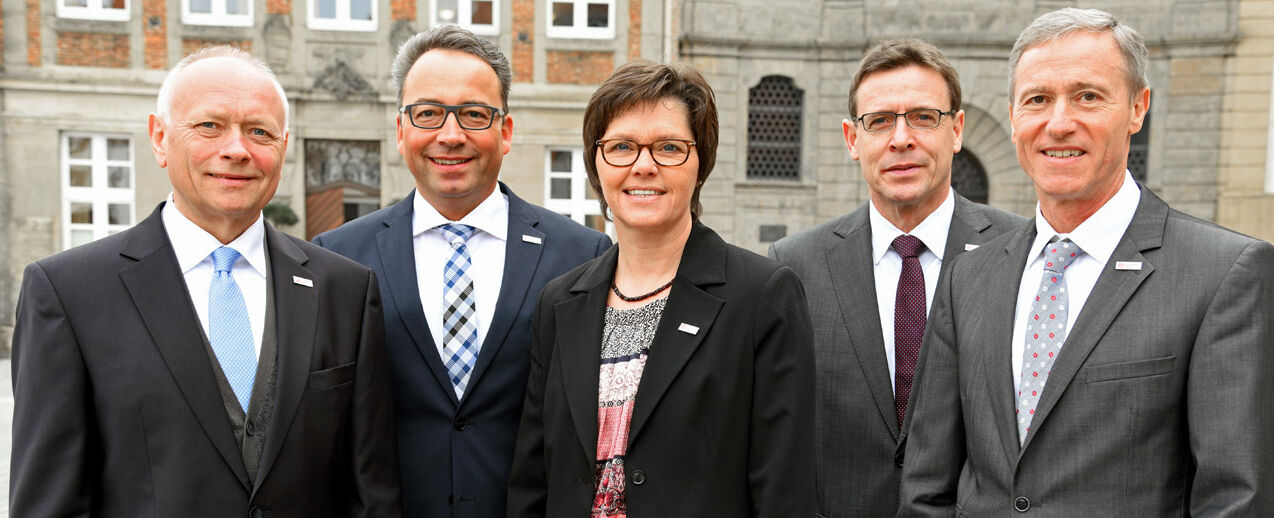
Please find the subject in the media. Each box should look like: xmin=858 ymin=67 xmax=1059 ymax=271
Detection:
xmin=900 ymin=185 xmax=1274 ymax=516
xmin=768 ymin=194 xmax=1024 ymax=517
xmin=10 ymin=204 xmax=402 ymax=517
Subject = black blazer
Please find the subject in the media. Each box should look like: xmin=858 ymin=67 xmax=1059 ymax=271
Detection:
xmin=314 ymin=183 xmax=611 ymax=518
xmin=507 ymin=222 xmax=816 ymax=517
xmin=10 ymin=204 xmax=402 ymax=517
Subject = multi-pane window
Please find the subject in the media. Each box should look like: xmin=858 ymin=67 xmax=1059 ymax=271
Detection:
xmin=308 ymin=0 xmax=376 ymax=31
xmin=545 ymin=148 xmax=611 ymax=235
xmin=183 ymin=0 xmax=252 ymax=26
xmin=62 ymin=133 xmax=134 ymax=249
xmin=546 ymin=0 xmax=614 ymax=39
xmin=1128 ymin=106 xmax=1150 ymax=183
xmin=746 ymin=75 xmax=803 ymax=180
xmin=57 ymin=0 xmax=129 ymax=21
xmin=432 ymin=0 xmax=499 ymax=35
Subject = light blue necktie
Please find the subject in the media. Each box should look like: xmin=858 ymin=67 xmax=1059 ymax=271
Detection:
xmin=209 ymin=246 xmax=258 ymax=413
xmin=440 ymin=224 xmax=479 ymax=399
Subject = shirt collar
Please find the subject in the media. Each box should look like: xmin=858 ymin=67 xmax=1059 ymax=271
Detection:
xmin=411 ymin=186 xmax=509 ymax=242
xmin=869 ymin=187 xmax=955 ymax=265
xmin=1030 ymin=170 xmax=1141 ymax=264
xmin=161 ymin=193 xmax=268 ymax=277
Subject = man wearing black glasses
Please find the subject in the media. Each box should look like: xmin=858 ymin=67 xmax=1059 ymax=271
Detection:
xmin=768 ymin=39 xmax=1023 ymax=517
xmin=314 ymin=25 xmax=610 ymax=518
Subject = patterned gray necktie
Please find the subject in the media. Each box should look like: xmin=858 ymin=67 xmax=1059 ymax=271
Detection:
xmin=1017 ymin=237 xmax=1082 ymax=444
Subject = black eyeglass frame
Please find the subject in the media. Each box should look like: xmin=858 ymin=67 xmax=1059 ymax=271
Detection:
xmin=399 ymin=102 xmax=507 ymax=130
xmin=594 ymin=138 xmax=698 ymax=167
xmin=852 ymin=108 xmax=957 ymax=133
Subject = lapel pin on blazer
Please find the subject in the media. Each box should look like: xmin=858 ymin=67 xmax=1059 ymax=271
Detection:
xmin=1115 ymin=261 xmax=1143 ymax=271
xmin=522 ymin=235 xmax=542 ymax=245
xmin=292 ymin=276 xmax=314 ymax=287
xmin=677 ymin=323 xmax=699 ymax=335
xmin=964 ymin=243 xmax=979 ymax=251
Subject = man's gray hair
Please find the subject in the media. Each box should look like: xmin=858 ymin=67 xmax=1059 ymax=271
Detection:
xmin=156 ymin=45 xmax=290 ymax=129
xmin=1009 ymin=8 xmax=1149 ymax=100
xmin=391 ymin=24 xmax=512 ymax=112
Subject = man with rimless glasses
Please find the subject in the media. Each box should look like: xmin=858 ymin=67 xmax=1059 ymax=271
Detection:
xmin=768 ymin=39 xmax=1023 ymax=517
xmin=314 ymin=25 xmax=610 ymax=518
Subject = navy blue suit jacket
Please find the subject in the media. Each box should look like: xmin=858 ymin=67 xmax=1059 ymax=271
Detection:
xmin=314 ymin=183 xmax=610 ymax=518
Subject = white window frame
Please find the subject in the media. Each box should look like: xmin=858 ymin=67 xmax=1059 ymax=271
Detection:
xmin=61 ymin=133 xmax=135 ymax=250
xmin=544 ymin=148 xmax=613 ymax=236
xmin=545 ymin=0 xmax=615 ymax=39
xmin=431 ymin=0 xmax=500 ymax=36
xmin=308 ymin=0 xmax=377 ymax=31
xmin=182 ymin=0 xmax=253 ymax=27
xmin=56 ymin=0 xmax=130 ymax=21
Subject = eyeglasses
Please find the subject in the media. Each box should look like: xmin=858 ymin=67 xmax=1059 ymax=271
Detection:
xmin=595 ymin=139 xmax=697 ymax=167
xmin=853 ymin=109 xmax=956 ymax=133
xmin=399 ymin=102 xmax=506 ymax=130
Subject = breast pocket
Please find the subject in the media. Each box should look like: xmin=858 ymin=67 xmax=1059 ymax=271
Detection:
xmin=1083 ymin=355 xmax=1175 ymax=383
xmin=308 ymin=362 xmax=356 ymax=391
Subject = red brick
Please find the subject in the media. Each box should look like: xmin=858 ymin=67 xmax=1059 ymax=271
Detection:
xmin=267 ymin=0 xmax=291 ymax=15
xmin=546 ymin=50 xmax=613 ymax=84
xmin=56 ymin=32 xmax=129 ymax=68
xmin=391 ymin=0 xmax=415 ymax=21
xmin=627 ymin=0 xmax=641 ymax=61
xmin=26 ymin=0 xmax=40 ymax=66
xmin=143 ymin=0 xmax=166 ymax=69
xmin=181 ymin=38 xmax=253 ymax=57
xmin=512 ymin=0 xmax=534 ymax=82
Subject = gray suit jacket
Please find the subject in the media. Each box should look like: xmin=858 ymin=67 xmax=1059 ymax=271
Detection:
xmin=899 ymin=185 xmax=1274 ymax=516
xmin=769 ymin=194 xmax=1023 ymax=517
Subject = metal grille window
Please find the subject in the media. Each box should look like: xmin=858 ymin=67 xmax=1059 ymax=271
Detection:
xmin=1128 ymin=107 xmax=1150 ymax=183
xmin=747 ymin=76 xmax=803 ymax=180
xmin=951 ymin=149 xmax=988 ymax=204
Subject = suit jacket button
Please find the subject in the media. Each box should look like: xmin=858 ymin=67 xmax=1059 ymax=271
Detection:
xmin=894 ymin=449 xmax=905 ymax=467
xmin=249 ymin=506 xmax=265 ymax=518
xmin=1014 ymin=496 xmax=1030 ymax=512
xmin=630 ymin=470 xmax=646 ymax=485
xmin=245 ymin=421 xmax=256 ymax=436
xmin=453 ymin=418 xmax=468 ymax=431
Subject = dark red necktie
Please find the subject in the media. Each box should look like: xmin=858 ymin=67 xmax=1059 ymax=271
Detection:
xmin=891 ymin=235 xmax=926 ymax=427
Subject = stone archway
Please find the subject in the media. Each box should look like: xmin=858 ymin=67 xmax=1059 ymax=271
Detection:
xmin=958 ymin=104 xmax=1034 ymax=213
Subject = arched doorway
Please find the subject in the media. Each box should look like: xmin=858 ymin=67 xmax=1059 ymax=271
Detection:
xmin=952 ymin=149 xmax=988 ymax=203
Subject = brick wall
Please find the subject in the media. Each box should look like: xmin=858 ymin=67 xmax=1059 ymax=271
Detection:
xmin=546 ymin=50 xmax=613 ymax=84
xmin=512 ymin=0 xmax=534 ymax=81
xmin=391 ymin=0 xmax=415 ymax=21
xmin=268 ymin=0 xmax=291 ymax=15
xmin=26 ymin=0 xmax=40 ymax=66
xmin=627 ymin=0 xmax=641 ymax=61
xmin=143 ymin=0 xmax=166 ymax=69
xmin=181 ymin=38 xmax=253 ymax=57
xmin=57 ymin=33 xmax=129 ymax=68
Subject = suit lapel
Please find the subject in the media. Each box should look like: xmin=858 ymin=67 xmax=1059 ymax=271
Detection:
xmin=825 ymin=207 xmax=899 ymax=438
xmin=376 ymin=195 xmax=460 ymax=407
xmin=987 ymin=225 xmax=1037 ymax=463
xmin=464 ymin=186 xmax=544 ymax=403
xmin=1020 ymin=187 xmax=1164 ymax=451
xmin=557 ymin=248 xmax=616 ymax=457
xmin=254 ymin=225 xmax=317 ymax=490
xmin=118 ymin=207 xmax=251 ymax=490
xmin=628 ymin=224 xmax=726 ymax=446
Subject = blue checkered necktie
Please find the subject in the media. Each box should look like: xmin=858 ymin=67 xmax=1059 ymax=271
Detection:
xmin=440 ymin=224 xmax=480 ymax=399
xmin=208 ymin=246 xmax=258 ymax=413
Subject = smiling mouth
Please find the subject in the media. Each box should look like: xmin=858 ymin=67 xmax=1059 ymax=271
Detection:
xmin=431 ymin=158 xmax=470 ymax=165
xmin=210 ymin=173 xmax=252 ymax=180
xmin=625 ymin=189 xmax=662 ymax=197
xmin=1044 ymin=150 xmax=1084 ymax=158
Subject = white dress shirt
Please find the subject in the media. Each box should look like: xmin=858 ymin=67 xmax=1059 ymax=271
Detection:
xmin=869 ymin=188 xmax=955 ymax=393
xmin=413 ymin=188 xmax=508 ymax=358
xmin=1011 ymin=171 xmax=1140 ymax=393
xmin=162 ymin=194 xmax=268 ymax=358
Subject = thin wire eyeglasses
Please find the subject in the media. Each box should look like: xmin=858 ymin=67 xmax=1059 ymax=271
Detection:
xmin=595 ymin=139 xmax=697 ymax=167
xmin=852 ymin=109 xmax=956 ymax=133
xmin=399 ymin=102 xmax=506 ymax=130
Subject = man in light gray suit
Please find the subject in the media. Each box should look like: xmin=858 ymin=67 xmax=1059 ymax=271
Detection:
xmin=768 ymin=39 xmax=1023 ymax=517
xmin=899 ymin=8 xmax=1274 ymax=516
